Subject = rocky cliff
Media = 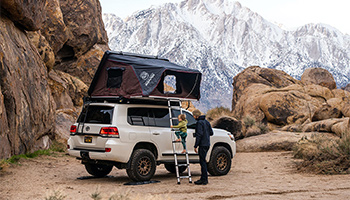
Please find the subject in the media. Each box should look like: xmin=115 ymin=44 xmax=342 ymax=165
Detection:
xmin=229 ymin=66 xmax=350 ymax=140
xmin=0 ymin=0 xmax=108 ymax=159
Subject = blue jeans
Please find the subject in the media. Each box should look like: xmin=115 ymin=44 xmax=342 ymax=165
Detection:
xmin=175 ymin=131 xmax=187 ymax=150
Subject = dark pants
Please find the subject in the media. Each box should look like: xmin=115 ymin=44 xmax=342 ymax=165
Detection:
xmin=199 ymin=146 xmax=209 ymax=182
xmin=175 ymin=131 xmax=187 ymax=150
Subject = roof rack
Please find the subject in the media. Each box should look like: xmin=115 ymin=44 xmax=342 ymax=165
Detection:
xmin=83 ymin=96 xmax=186 ymax=106
xmin=106 ymin=50 xmax=169 ymax=61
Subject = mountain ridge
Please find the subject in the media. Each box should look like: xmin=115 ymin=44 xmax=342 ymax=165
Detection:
xmin=103 ymin=0 xmax=350 ymax=111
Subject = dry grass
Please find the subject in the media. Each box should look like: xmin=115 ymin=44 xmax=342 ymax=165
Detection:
xmin=206 ymin=106 xmax=233 ymax=121
xmin=293 ymin=133 xmax=350 ymax=174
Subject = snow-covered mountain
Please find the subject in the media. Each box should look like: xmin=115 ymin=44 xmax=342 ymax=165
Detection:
xmin=102 ymin=0 xmax=350 ymax=111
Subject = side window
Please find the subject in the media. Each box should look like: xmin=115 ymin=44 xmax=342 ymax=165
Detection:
xmin=107 ymin=67 xmax=124 ymax=88
xmin=184 ymin=111 xmax=197 ymax=129
xmin=171 ymin=109 xmax=180 ymax=125
xmin=127 ymin=108 xmax=150 ymax=126
xmin=172 ymin=109 xmax=196 ymax=129
xmin=152 ymin=108 xmax=170 ymax=127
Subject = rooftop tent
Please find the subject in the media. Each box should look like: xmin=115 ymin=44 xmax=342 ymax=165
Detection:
xmin=88 ymin=51 xmax=202 ymax=100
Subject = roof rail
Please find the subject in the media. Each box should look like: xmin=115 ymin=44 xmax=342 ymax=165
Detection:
xmin=106 ymin=50 xmax=169 ymax=61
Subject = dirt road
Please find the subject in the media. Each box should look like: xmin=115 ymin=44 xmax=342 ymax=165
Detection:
xmin=1 ymin=151 xmax=350 ymax=200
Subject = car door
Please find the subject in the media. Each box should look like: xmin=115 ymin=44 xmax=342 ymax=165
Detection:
xmin=149 ymin=108 xmax=174 ymax=158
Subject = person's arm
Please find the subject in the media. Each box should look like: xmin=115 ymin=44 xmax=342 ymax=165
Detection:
xmin=194 ymin=122 xmax=204 ymax=148
xmin=172 ymin=121 xmax=185 ymax=129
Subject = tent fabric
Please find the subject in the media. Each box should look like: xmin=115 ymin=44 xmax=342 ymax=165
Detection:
xmin=88 ymin=51 xmax=202 ymax=100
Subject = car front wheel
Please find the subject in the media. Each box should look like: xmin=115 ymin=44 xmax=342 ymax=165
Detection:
xmin=208 ymin=146 xmax=231 ymax=176
xmin=126 ymin=149 xmax=156 ymax=181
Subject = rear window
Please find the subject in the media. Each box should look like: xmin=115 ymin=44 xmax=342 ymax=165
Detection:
xmin=78 ymin=105 xmax=114 ymax=124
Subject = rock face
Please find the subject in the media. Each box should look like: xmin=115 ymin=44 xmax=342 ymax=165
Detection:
xmin=0 ymin=16 xmax=55 ymax=158
xmin=232 ymin=66 xmax=350 ymax=139
xmin=301 ymin=67 xmax=337 ymax=90
xmin=0 ymin=0 xmax=108 ymax=159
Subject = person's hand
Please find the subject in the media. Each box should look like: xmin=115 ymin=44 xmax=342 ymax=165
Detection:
xmin=170 ymin=125 xmax=173 ymax=128
xmin=194 ymin=147 xmax=198 ymax=154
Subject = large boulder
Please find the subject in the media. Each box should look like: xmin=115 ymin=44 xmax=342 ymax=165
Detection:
xmin=343 ymin=84 xmax=350 ymax=92
xmin=259 ymin=89 xmax=321 ymax=125
xmin=0 ymin=0 xmax=46 ymax=31
xmin=0 ymin=16 xmax=55 ymax=158
xmin=58 ymin=0 xmax=108 ymax=57
xmin=301 ymin=67 xmax=337 ymax=90
xmin=311 ymin=103 xmax=342 ymax=121
xmin=55 ymin=44 xmax=108 ymax=84
xmin=212 ymin=116 xmax=243 ymax=139
xmin=232 ymin=66 xmax=299 ymax=111
xmin=40 ymin=0 xmax=71 ymax=54
xmin=301 ymin=118 xmax=348 ymax=134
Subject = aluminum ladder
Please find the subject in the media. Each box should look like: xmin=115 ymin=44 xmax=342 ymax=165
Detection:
xmin=168 ymin=99 xmax=192 ymax=184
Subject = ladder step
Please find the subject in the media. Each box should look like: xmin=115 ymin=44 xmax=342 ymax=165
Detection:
xmin=179 ymin=176 xmax=191 ymax=179
xmin=177 ymin=164 xmax=189 ymax=167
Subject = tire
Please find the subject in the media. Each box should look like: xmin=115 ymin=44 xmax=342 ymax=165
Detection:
xmin=164 ymin=164 xmax=187 ymax=174
xmin=208 ymin=146 xmax=232 ymax=176
xmin=84 ymin=163 xmax=113 ymax=177
xmin=126 ymin=149 xmax=156 ymax=181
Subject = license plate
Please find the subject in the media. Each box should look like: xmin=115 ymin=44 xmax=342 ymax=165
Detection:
xmin=84 ymin=136 xmax=92 ymax=143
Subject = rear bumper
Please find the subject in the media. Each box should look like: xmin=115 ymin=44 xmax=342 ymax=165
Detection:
xmin=67 ymin=137 xmax=133 ymax=163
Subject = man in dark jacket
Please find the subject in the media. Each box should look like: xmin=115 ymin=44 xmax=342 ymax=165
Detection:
xmin=193 ymin=109 xmax=213 ymax=185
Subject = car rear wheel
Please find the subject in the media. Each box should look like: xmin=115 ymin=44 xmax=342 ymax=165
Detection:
xmin=84 ymin=163 xmax=113 ymax=177
xmin=126 ymin=149 xmax=156 ymax=181
xmin=164 ymin=164 xmax=187 ymax=174
xmin=208 ymin=146 xmax=231 ymax=176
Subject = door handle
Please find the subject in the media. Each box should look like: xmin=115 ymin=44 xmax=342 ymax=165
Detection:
xmin=152 ymin=132 xmax=160 ymax=135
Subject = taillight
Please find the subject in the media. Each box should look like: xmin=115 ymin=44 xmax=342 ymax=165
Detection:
xmin=105 ymin=148 xmax=111 ymax=152
xmin=70 ymin=125 xmax=77 ymax=134
xmin=99 ymin=127 xmax=119 ymax=138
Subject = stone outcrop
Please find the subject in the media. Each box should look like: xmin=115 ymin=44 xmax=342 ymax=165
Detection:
xmin=301 ymin=67 xmax=337 ymax=90
xmin=0 ymin=0 xmax=108 ymax=159
xmin=0 ymin=0 xmax=46 ymax=31
xmin=0 ymin=16 xmax=55 ymax=158
xmin=231 ymin=66 xmax=350 ymax=140
xmin=236 ymin=131 xmax=319 ymax=152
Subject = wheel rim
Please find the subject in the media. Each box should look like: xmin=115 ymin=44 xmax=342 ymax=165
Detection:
xmin=137 ymin=156 xmax=151 ymax=175
xmin=216 ymin=153 xmax=228 ymax=171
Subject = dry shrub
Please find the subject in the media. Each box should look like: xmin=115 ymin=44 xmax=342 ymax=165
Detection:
xmin=293 ymin=133 xmax=350 ymax=174
xmin=206 ymin=106 xmax=232 ymax=122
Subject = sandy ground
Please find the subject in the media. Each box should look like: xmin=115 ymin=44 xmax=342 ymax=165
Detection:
xmin=1 ymin=151 xmax=350 ymax=200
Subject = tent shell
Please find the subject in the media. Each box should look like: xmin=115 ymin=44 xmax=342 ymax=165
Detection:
xmin=88 ymin=51 xmax=202 ymax=100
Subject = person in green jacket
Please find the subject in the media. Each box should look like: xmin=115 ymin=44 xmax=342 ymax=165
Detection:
xmin=171 ymin=114 xmax=188 ymax=153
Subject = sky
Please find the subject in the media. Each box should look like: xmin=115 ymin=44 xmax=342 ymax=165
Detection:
xmin=99 ymin=0 xmax=350 ymax=35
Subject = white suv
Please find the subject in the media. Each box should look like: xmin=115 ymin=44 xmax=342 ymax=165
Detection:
xmin=67 ymin=98 xmax=236 ymax=181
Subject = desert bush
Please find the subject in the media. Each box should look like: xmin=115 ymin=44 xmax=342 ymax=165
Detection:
xmin=45 ymin=190 xmax=66 ymax=200
xmin=243 ymin=116 xmax=255 ymax=128
xmin=206 ymin=106 xmax=232 ymax=121
xmin=257 ymin=122 xmax=269 ymax=134
xmin=293 ymin=133 xmax=350 ymax=174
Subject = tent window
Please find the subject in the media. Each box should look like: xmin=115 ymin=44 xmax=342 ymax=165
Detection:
xmin=164 ymin=75 xmax=176 ymax=93
xmin=107 ymin=67 xmax=124 ymax=88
